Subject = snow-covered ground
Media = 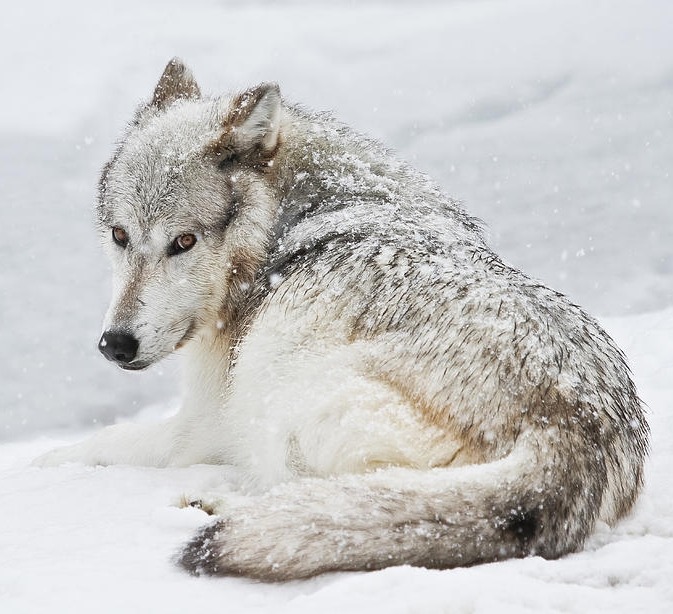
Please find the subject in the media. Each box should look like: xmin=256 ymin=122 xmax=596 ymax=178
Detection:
xmin=1 ymin=1 xmax=672 ymax=612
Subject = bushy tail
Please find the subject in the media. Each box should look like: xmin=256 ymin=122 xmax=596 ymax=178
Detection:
xmin=177 ymin=432 xmax=615 ymax=581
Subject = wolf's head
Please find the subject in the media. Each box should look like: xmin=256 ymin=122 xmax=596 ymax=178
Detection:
xmin=96 ymin=58 xmax=283 ymax=369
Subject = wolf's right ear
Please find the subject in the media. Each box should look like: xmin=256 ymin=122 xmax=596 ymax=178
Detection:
xmin=151 ymin=58 xmax=201 ymax=110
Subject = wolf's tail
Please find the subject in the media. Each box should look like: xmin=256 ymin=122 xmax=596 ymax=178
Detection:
xmin=177 ymin=430 xmax=630 ymax=581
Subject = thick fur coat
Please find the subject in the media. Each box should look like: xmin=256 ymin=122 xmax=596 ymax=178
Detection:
xmin=36 ymin=59 xmax=649 ymax=581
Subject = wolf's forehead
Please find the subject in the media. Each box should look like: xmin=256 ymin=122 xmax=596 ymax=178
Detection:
xmin=106 ymin=109 xmax=215 ymax=202
xmin=124 ymin=110 xmax=217 ymax=168
xmin=98 ymin=98 xmax=232 ymax=226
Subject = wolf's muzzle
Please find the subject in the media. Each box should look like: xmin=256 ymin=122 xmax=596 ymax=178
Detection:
xmin=98 ymin=330 xmax=139 ymax=366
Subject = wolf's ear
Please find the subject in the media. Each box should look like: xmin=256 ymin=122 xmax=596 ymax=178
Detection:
xmin=151 ymin=58 xmax=201 ymax=110
xmin=207 ymin=83 xmax=282 ymax=166
xmin=230 ymin=83 xmax=282 ymax=154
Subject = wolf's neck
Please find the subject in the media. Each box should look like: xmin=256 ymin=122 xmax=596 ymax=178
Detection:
xmin=269 ymin=107 xmax=408 ymax=237
xmin=181 ymin=326 xmax=234 ymax=407
xmin=267 ymin=106 xmax=486 ymax=253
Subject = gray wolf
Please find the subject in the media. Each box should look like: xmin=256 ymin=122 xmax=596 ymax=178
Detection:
xmin=36 ymin=58 xmax=649 ymax=581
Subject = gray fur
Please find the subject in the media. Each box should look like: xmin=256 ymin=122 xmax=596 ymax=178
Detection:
xmin=42 ymin=58 xmax=649 ymax=581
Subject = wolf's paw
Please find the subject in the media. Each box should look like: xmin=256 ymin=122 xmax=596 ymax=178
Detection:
xmin=178 ymin=493 xmax=232 ymax=516
xmin=32 ymin=442 xmax=92 ymax=468
xmin=176 ymin=493 xmax=226 ymax=516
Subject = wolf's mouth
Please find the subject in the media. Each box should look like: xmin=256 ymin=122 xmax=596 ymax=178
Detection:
xmin=109 ymin=320 xmax=197 ymax=372
xmin=118 ymin=361 xmax=150 ymax=371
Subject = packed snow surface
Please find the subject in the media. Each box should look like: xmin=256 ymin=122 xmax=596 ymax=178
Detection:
xmin=0 ymin=0 xmax=671 ymax=612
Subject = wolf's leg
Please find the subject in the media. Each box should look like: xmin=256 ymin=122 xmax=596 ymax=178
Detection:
xmin=33 ymin=407 xmax=225 ymax=468
xmin=32 ymin=419 xmax=183 ymax=467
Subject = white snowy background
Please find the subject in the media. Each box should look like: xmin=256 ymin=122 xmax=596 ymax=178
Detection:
xmin=1 ymin=0 xmax=672 ymax=612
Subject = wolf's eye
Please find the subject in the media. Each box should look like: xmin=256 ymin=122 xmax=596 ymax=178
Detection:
xmin=169 ymin=233 xmax=197 ymax=255
xmin=112 ymin=227 xmax=128 ymax=248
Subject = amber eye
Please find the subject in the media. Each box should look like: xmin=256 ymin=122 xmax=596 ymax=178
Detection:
xmin=170 ymin=233 xmax=197 ymax=255
xmin=112 ymin=227 xmax=128 ymax=248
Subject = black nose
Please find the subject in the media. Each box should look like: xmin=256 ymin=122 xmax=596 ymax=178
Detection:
xmin=98 ymin=330 xmax=139 ymax=364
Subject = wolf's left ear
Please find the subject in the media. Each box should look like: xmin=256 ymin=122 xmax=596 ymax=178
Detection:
xmin=151 ymin=57 xmax=201 ymax=110
xmin=230 ymin=83 xmax=282 ymax=154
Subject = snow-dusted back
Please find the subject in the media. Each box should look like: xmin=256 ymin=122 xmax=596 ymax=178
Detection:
xmin=1 ymin=0 xmax=672 ymax=612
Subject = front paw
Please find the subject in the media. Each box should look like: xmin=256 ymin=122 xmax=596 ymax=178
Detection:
xmin=32 ymin=442 xmax=96 ymax=467
xmin=176 ymin=493 xmax=236 ymax=516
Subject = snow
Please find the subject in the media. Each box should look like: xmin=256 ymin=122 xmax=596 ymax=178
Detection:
xmin=0 ymin=0 xmax=672 ymax=612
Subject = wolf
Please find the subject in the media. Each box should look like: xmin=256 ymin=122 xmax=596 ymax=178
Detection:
xmin=36 ymin=58 xmax=648 ymax=581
